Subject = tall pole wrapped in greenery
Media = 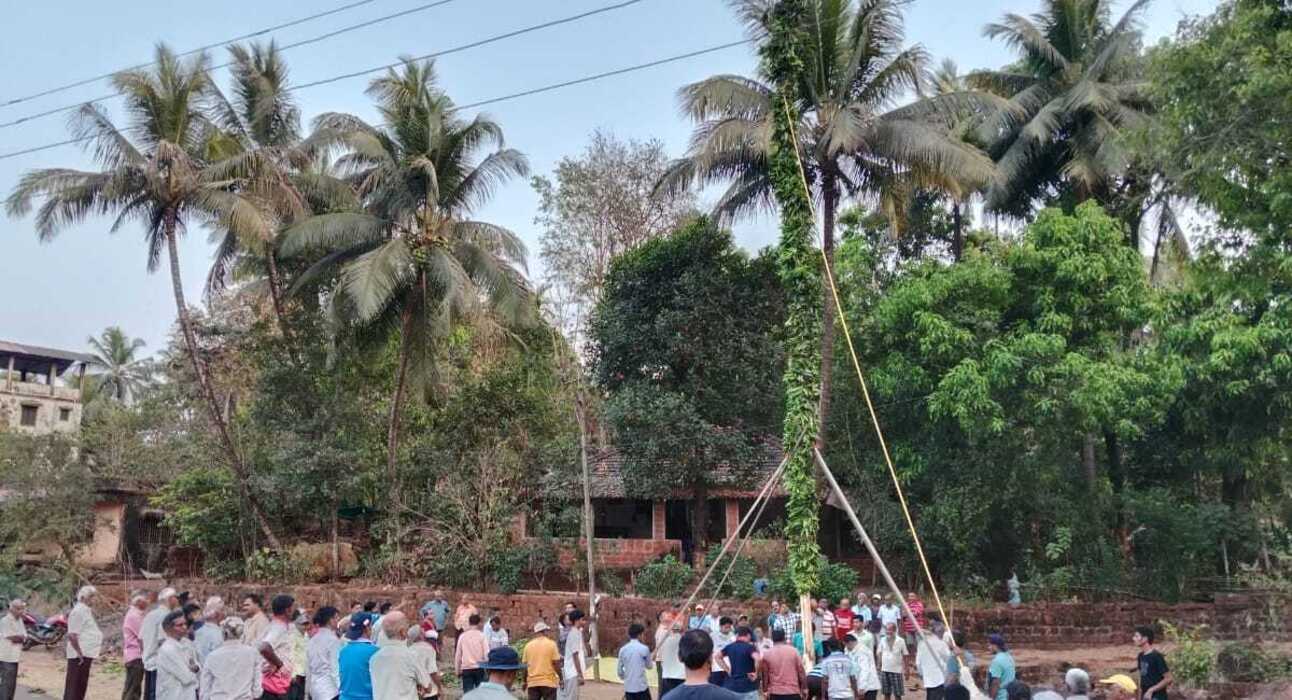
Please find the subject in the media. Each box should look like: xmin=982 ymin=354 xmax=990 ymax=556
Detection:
xmin=762 ymin=0 xmax=823 ymax=622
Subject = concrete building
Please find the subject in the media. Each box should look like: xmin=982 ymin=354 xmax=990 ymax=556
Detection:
xmin=0 ymin=339 xmax=92 ymax=433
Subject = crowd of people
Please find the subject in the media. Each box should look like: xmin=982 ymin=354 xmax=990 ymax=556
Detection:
xmin=0 ymin=587 xmax=1172 ymax=700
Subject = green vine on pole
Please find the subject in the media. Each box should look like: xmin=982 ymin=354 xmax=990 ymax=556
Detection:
xmin=762 ymin=0 xmax=822 ymax=597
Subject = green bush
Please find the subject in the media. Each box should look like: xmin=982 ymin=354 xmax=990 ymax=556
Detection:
xmin=599 ymin=570 xmax=626 ymax=597
xmin=491 ymin=547 xmax=530 ymax=594
xmin=1162 ymin=621 xmax=1217 ymax=688
xmin=703 ymin=548 xmax=759 ymax=599
xmin=636 ymin=555 xmax=694 ymax=599
xmin=1216 ymin=641 xmax=1292 ymax=683
xmin=768 ymin=556 xmax=858 ymax=602
xmin=245 ymin=548 xmax=310 ymax=583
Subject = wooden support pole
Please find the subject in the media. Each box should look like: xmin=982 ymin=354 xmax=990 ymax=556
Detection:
xmin=49 ymin=361 xmax=57 ymax=396
xmin=5 ymin=356 xmax=12 ymax=392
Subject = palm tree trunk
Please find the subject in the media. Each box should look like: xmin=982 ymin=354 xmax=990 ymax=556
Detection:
xmin=816 ymin=178 xmax=838 ymax=451
xmin=163 ymin=209 xmax=282 ymax=549
xmin=385 ymin=304 xmax=415 ymax=553
xmin=951 ymin=201 xmax=964 ymax=262
xmin=264 ymin=250 xmax=299 ymax=361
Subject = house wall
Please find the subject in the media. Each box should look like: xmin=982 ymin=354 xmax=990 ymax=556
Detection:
xmin=78 ymin=501 xmax=125 ymax=568
xmin=0 ymin=381 xmax=81 ymax=433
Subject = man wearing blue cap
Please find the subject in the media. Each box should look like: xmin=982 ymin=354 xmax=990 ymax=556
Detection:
xmin=340 ymin=613 xmax=379 ymax=700
xmin=464 ymin=646 xmax=528 ymax=700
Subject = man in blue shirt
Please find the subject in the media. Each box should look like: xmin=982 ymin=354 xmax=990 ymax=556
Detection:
xmin=420 ymin=591 xmax=450 ymax=631
xmin=986 ymin=633 xmax=1016 ymax=700
xmin=618 ymin=623 xmax=654 ymax=700
xmin=720 ymin=627 xmax=759 ymax=700
xmin=339 ymin=613 xmax=379 ymax=700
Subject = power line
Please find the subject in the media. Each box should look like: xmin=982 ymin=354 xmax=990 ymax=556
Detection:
xmin=0 ymin=0 xmax=382 ymax=109
xmin=0 ymin=0 xmax=465 ymax=130
xmin=0 ymin=38 xmax=753 ymax=162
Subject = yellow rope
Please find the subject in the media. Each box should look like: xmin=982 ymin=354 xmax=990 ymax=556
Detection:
xmin=779 ymin=94 xmax=951 ymax=631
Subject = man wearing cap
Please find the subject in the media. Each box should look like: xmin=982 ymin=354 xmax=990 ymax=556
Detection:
xmin=688 ymin=605 xmax=706 ymax=632
xmin=985 ymin=634 xmax=1015 ymax=700
xmin=144 ymin=587 xmax=180 ymax=700
xmin=522 ymin=621 xmax=562 ymax=700
xmin=200 ymin=617 xmax=261 ymax=700
xmin=465 ymin=646 xmax=528 ymax=700
xmin=1096 ymin=674 xmax=1137 ymax=700
xmin=370 ymin=612 xmax=430 ymax=700
xmin=339 ymin=613 xmax=380 ymax=700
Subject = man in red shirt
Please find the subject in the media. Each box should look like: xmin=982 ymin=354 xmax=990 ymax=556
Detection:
xmin=758 ymin=628 xmax=806 ymax=700
xmin=832 ymin=599 xmax=854 ymax=642
xmin=900 ymin=593 xmax=925 ymax=649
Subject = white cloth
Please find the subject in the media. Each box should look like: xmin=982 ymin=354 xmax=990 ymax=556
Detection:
xmin=411 ymin=640 xmax=440 ymax=697
xmin=142 ymin=605 xmax=170 ymax=671
xmin=242 ymin=613 xmax=269 ymax=647
xmin=200 ymin=641 xmax=262 ymax=700
xmin=484 ymin=625 xmax=510 ymax=650
xmin=914 ymin=634 xmax=949 ymax=689
xmin=657 ymin=632 xmax=685 ymax=680
xmin=709 ymin=630 xmax=733 ymax=672
xmin=878 ymin=605 xmax=901 ymax=629
xmin=157 ymin=637 xmax=198 ymax=700
xmin=0 ymin=613 xmax=23 ymax=664
xmin=849 ymin=632 xmax=880 ymax=692
xmin=193 ymin=622 xmax=223 ymax=665
xmin=307 ymin=628 xmax=343 ymax=700
xmin=262 ymin=619 xmax=295 ymax=676
xmin=878 ymin=635 xmax=907 ymax=675
xmin=370 ymin=639 xmax=431 ymax=700
xmin=562 ymin=627 xmax=585 ymax=678
xmin=65 ymin=602 xmax=102 ymax=659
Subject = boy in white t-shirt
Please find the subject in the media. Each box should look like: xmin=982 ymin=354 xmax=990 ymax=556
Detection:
xmin=820 ymin=639 xmax=859 ymax=700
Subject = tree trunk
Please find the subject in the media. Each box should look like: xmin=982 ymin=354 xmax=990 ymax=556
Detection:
xmin=164 ymin=210 xmax=281 ymax=549
xmin=264 ymin=250 xmax=299 ymax=362
xmin=951 ymin=201 xmax=964 ymax=262
xmin=1104 ymin=428 xmax=1125 ymax=531
xmin=1081 ymin=434 xmax=1097 ymax=488
xmin=816 ymin=178 xmax=838 ymax=451
xmin=386 ymin=304 xmax=415 ymax=553
xmin=692 ymin=484 xmax=709 ymax=552
xmin=1149 ymin=223 xmax=1164 ymax=285
xmin=331 ymin=498 xmax=340 ymax=582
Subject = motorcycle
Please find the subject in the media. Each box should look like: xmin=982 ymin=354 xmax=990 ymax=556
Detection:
xmin=21 ymin=610 xmax=67 ymax=650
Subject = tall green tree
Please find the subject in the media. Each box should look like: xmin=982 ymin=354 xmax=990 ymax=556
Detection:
xmin=281 ymin=58 xmax=532 ymax=534
xmin=660 ymin=0 xmax=994 ymax=448
xmin=970 ymin=0 xmax=1153 ymax=223
xmin=4 ymin=45 xmax=282 ymax=547
xmin=84 ymin=326 xmax=152 ymax=403
xmin=588 ymin=217 xmax=784 ymax=545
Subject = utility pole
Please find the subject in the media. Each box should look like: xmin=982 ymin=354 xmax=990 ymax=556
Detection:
xmin=576 ymin=391 xmax=601 ymax=680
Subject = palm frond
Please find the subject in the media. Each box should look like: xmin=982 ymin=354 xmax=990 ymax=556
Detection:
xmin=279 ymin=212 xmax=390 ymax=257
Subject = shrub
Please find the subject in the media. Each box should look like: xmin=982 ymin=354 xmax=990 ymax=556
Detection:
xmin=245 ymin=548 xmax=310 ymax=584
xmin=636 ymin=555 xmax=693 ymax=599
xmin=768 ymin=556 xmax=858 ymax=602
xmin=491 ymin=547 xmax=530 ymax=594
xmin=703 ymin=548 xmax=759 ymax=599
xmin=1162 ymin=621 xmax=1217 ymax=688
xmin=1216 ymin=641 xmax=1292 ymax=683
xmin=598 ymin=570 xmax=627 ymax=597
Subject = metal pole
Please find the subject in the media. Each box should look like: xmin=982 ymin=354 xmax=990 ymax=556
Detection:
xmin=576 ymin=392 xmax=600 ymax=680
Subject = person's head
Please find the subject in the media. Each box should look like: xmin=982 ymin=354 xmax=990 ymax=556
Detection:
xmin=930 ymin=619 xmax=946 ymax=637
xmin=241 ymin=594 xmax=263 ymax=616
xmin=840 ymin=597 xmax=851 ymax=609
xmin=1005 ymin=680 xmax=1031 ymax=700
xmin=221 ymin=616 xmax=245 ymax=641
xmin=381 ymin=611 xmax=408 ymax=640
xmin=735 ymin=625 xmax=752 ymax=641
xmin=1064 ymin=668 xmax=1090 ymax=695
xmin=348 ymin=613 xmax=374 ymax=640
xmin=693 ymin=603 xmax=704 ymax=617
xmin=350 ymin=602 xmax=362 ymax=614
xmin=1097 ymin=674 xmax=1137 ymax=700
xmin=130 ymin=591 xmax=149 ymax=611
xmin=844 ymin=633 xmax=858 ymax=649
xmin=817 ymin=597 xmax=830 ymax=610
xmin=558 ymin=612 xmax=571 ymax=628
xmin=907 ymin=591 xmax=920 ymax=602
xmin=182 ymin=603 xmax=201 ymax=623
xmin=469 ymin=614 xmax=482 ymax=628
xmin=408 ymin=625 xmax=425 ymax=644
xmin=363 ymin=601 xmax=377 ymax=612
xmin=76 ymin=585 xmax=98 ymax=606
xmin=569 ymin=610 xmax=586 ymax=628
xmin=564 ymin=601 xmax=576 ymax=613
xmin=271 ymin=594 xmax=295 ymax=619
xmin=779 ymin=601 xmax=790 ymax=614
xmin=951 ymin=630 xmax=967 ymax=650
xmin=822 ymin=638 xmax=840 ymax=655
xmin=1132 ymin=625 xmax=1155 ymax=648
xmin=7 ymin=599 xmax=25 ymax=617
xmin=313 ymin=606 xmax=339 ymax=630
xmin=203 ymin=596 xmax=225 ymax=622
xmin=884 ymin=622 xmax=897 ymax=637
xmin=737 ymin=614 xmax=749 ymax=625
xmin=719 ymin=616 xmax=733 ymax=634
xmin=988 ymin=633 xmax=1007 ymax=653
xmin=678 ymin=629 xmax=714 ymax=670
xmin=490 ymin=616 xmax=502 ymax=630
xmin=628 ymin=622 xmax=645 ymax=639
xmin=771 ymin=628 xmax=786 ymax=644
xmin=162 ymin=609 xmax=188 ymax=639
xmin=533 ymin=621 xmax=552 ymax=637
xmin=377 ymin=602 xmax=392 ymax=615
xmin=871 ymin=594 xmax=881 ymax=606
xmin=433 ymin=589 xmax=444 ymax=600
xmin=481 ymin=646 xmax=526 ymax=689
xmin=851 ymin=616 xmax=865 ymax=631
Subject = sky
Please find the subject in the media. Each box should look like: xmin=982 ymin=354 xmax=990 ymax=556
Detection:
xmin=0 ymin=0 xmax=1218 ymax=355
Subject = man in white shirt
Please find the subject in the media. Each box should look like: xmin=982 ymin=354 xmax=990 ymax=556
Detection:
xmin=144 ymin=587 xmax=180 ymax=700
xmin=409 ymin=626 xmax=442 ymax=700
xmin=258 ymin=595 xmax=297 ymax=700
xmin=878 ymin=623 xmax=908 ymax=700
xmin=65 ymin=585 xmax=103 ymax=700
xmin=307 ymin=607 xmax=342 ymax=700
xmin=370 ymin=612 xmax=430 ymax=700
xmin=655 ymin=621 xmax=685 ymax=697
xmin=878 ymin=597 xmax=901 ymax=631
xmin=558 ymin=611 xmax=587 ymax=700
xmin=914 ymin=628 xmax=950 ymax=700
xmin=193 ymin=597 xmax=226 ymax=666
xmin=484 ymin=616 xmax=510 ymax=650
xmin=157 ymin=611 xmax=198 ymax=700
xmin=707 ymin=617 xmax=734 ymax=686
xmin=200 ymin=617 xmax=261 ymax=700
xmin=0 ymin=599 xmax=27 ymax=700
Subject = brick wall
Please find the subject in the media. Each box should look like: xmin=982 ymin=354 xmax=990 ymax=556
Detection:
xmin=543 ymin=537 xmax=682 ymax=571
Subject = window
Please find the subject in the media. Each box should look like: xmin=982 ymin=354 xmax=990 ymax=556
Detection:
xmin=59 ymin=407 xmax=71 ymax=422
xmin=593 ymin=499 xmax=653 ymax=539
xmin=19 ymin=404 xmax=37 ymax=427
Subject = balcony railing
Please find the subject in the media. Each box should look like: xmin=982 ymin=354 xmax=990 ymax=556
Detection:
xmin=1 ymin=379 xmax=81 ymax=401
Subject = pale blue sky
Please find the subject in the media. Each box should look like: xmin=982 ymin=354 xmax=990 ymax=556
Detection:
xmin=0 ymin=0 xmax=1216 ymax=354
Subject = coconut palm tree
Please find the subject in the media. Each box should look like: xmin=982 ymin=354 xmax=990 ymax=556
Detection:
xmin=969 ymin=0 xmax=1153 ymax=221
xmin=4 ymin=44 xmax=282 ymax=548
xmin=280 ymin=58 xmax=532 ymax=534
xmin=85 ymin=327 xmax=152 ymax=403
xmin=659 ymin=0 xmax=995 ymax=447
